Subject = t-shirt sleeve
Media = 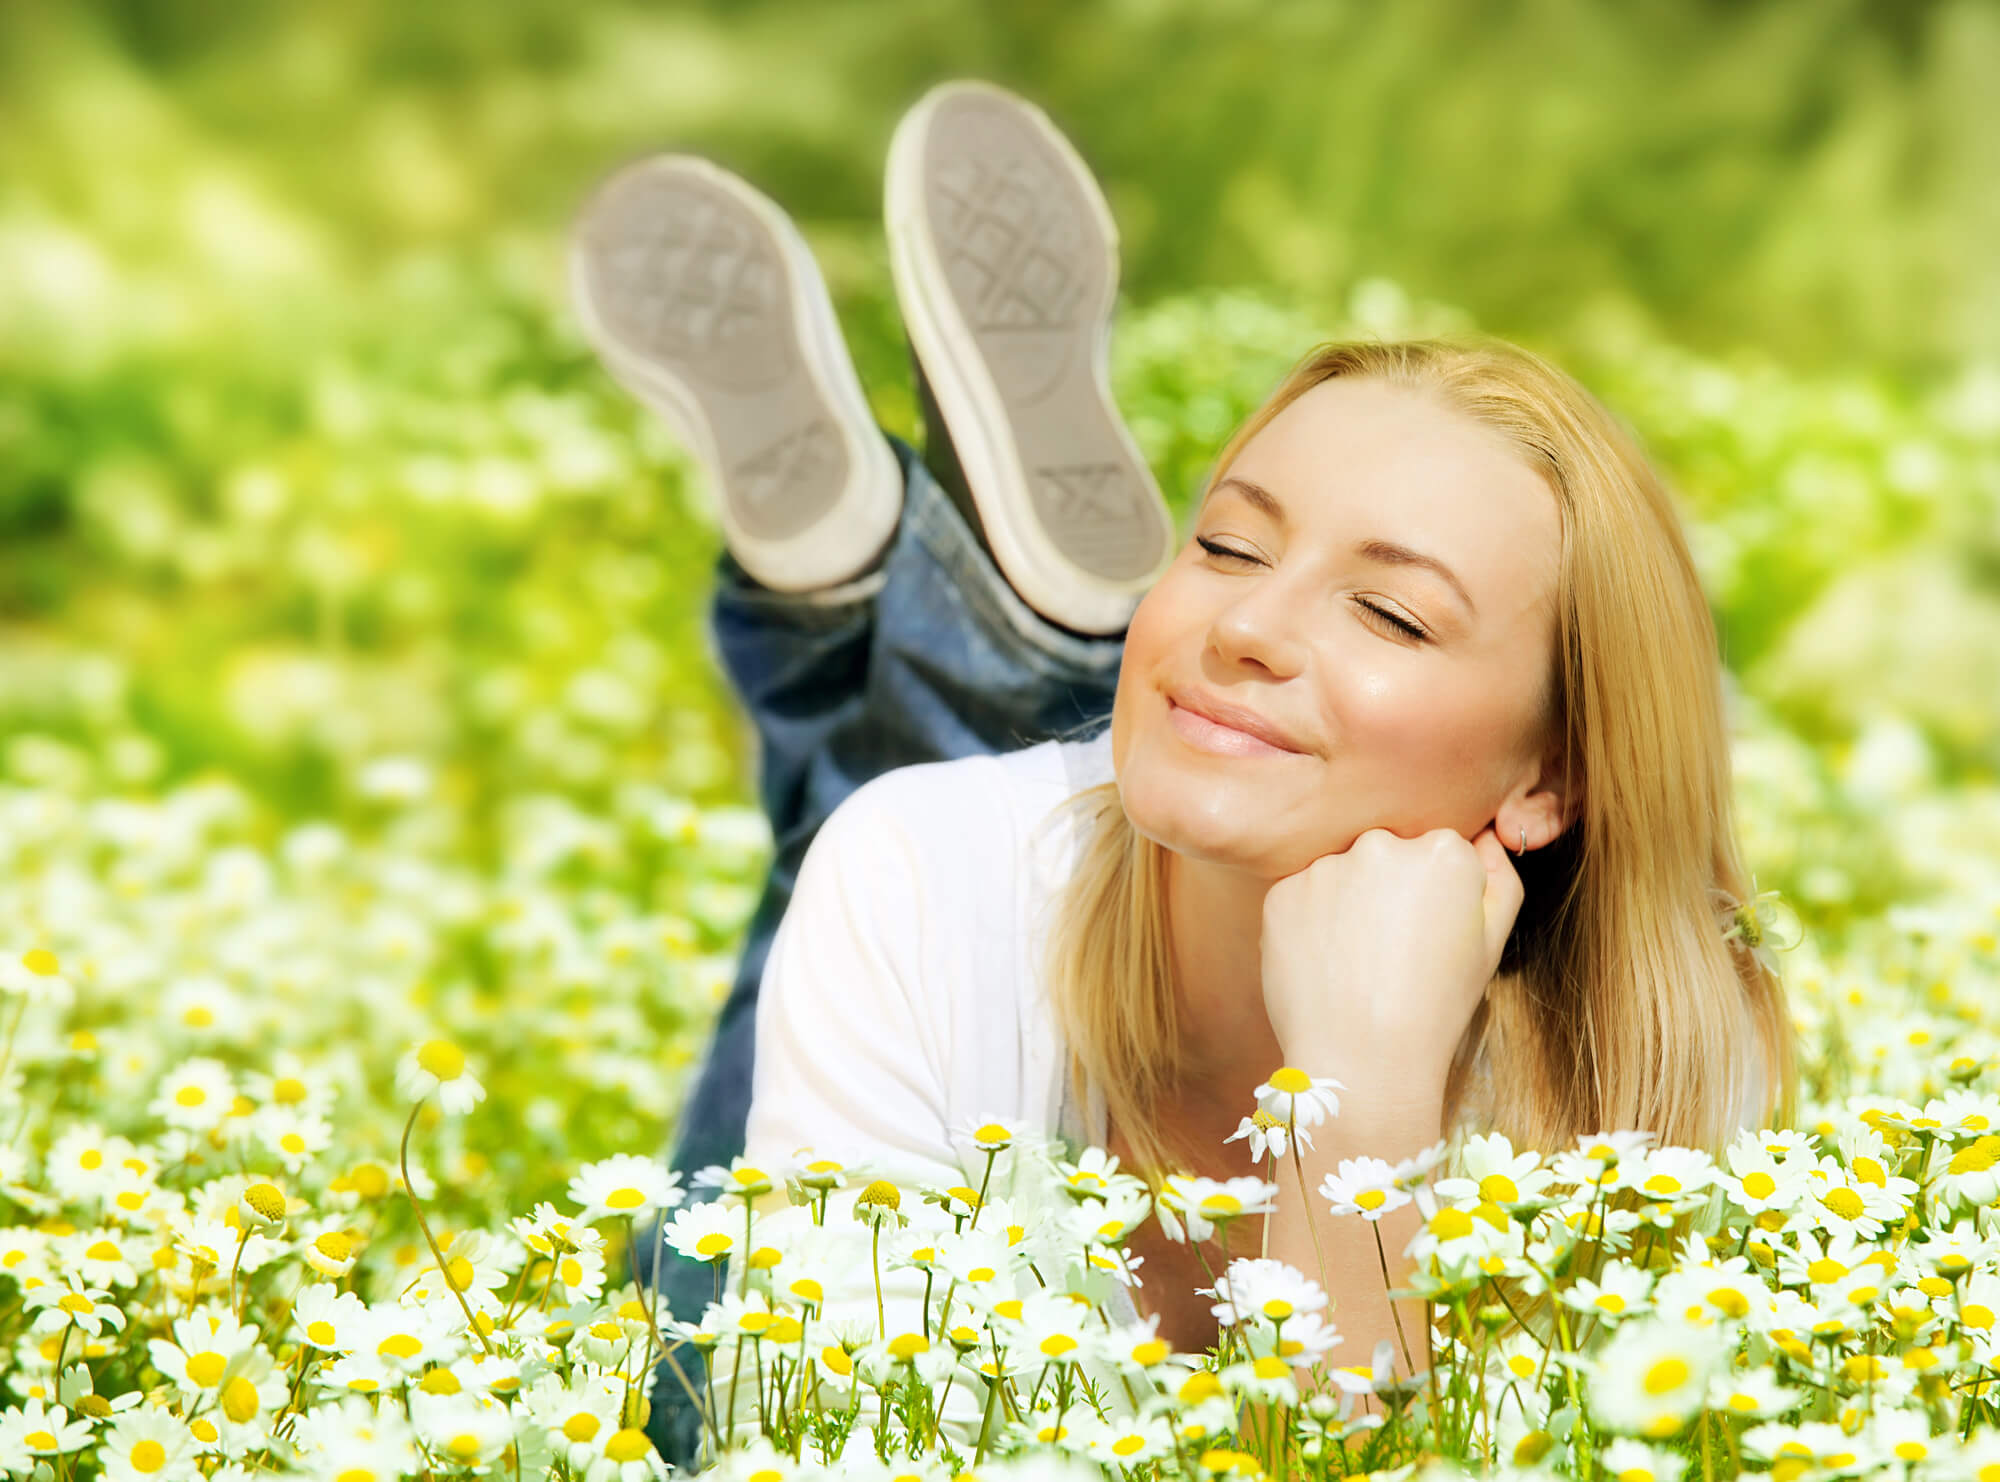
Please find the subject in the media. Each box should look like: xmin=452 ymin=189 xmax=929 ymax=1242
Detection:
xmin=740 ymin=771 xmax=966 ymax=1194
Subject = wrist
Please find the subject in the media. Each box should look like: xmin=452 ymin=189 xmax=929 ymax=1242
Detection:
xmin=1279 ymin=1042 xmax=1448 ymax=1131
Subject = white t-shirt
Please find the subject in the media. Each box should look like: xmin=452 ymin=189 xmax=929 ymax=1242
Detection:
xmin=742 ymin=721 xmax=1120 ymax=1190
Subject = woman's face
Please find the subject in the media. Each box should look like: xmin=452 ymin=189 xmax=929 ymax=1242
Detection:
xmin=1111 ymin=375 xmax=1566 ymax=878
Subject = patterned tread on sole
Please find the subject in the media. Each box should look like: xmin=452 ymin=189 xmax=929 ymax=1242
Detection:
xmin=726 ymin=419 xmax=848 ymax=541
xmin=585 ymin=179 xmax=792 ymax=395
xmin=930 ymin=150 xmax=1091 ymax=336
xmin=1031 ymin=463 xmax=1167 ymax=579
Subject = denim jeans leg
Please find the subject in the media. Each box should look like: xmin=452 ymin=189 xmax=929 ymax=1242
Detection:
xmin=641 ymin=430 xmax=1130 ymax=1468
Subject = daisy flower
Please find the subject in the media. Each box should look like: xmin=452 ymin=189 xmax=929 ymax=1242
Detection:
xmin=1079 ymin=1412 xmax=1174 ymax=1465
xmin=149 ymin=1058 xmax=236 ymax=1134
xmin=1207 ymin=1257 xmax=1328 ymax=1329
xmin=1318 ymin=1156 xmax=1410 ymax=1220
xmin=1704 ymin=1366 xmax=1804 ymax=1420
xmin=293 ymin=1284 xmax=368 ymax=1354
xmin=95 ymin=1400 xmax=199 ymax=1480
xmin=0 ymin=947 xmax=73 ymax=1007
xmin=394 ymin=1040 xmax=485 ymax=1114
xmin=690 ymin=1158 xmax=776 ymax=1201
xmin=521 ymin=1371 xmax=625 ymax=1474
xmin=1597 ymin=1438 xmax=1687 ymax=1482
xmin=1154 ymin=1175 xmax=1280 ymax=1245
xmin=1587 ymin=1317 xmax=1728 ymax=1439
xmin=1716 ymin=1136 xmax=1806 ymax=1216
xmin=5 ymin=1399 xmax=94 ymax=1460
xmin=1434 ymin=1131 xmax=1554 ymax=1208
xmin=567 ymin=1154 xmax=684 ymax=1223
xmin=23 ymin=1275 xmax=127 ymax=1339
xmin=1053 ymin=1146 xmax=1146 ymax=1202
xmin=660 ymin=1200 xmax=742 ymax=1264
xmin=1253 ymin=1067 xmax=1343 ymax=1131
xmin=1623 ymin=1147 xmax=1717 ymax=1204
xmin=1653 ymin=1256 xmax=1768 ymax=1327
xmin=1549 ymin=1129 xmax=1656 ymax=1190
xmin=1225 ymin=1110 xmax=1307 ymax=1163
xmin=1562 ymin=1259 xmax=1655 ymax=1322
xmin=253 ymin=1106 xmax=334 ymax=1175
xmin=410 ymin=1390 xmax=515 ymax=1472
xmin=302 ymin=1225 xmax=360 ymax=1280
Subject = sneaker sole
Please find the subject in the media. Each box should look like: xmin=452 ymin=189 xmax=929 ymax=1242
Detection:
xmin=570 ymin=155 xmax=901 ymax=593
xmin=886 ymin=81 xmax=1176 ymax=635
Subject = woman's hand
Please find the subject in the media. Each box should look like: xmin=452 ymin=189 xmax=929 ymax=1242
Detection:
xmin=1259 ymin=823 xmax=1526 ymax=1103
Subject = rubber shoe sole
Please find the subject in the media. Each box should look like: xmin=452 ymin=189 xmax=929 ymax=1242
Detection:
xmin=570 ymin=155 xmax=901 ymax=594
xmin=886 ymin=81 xmax=1176 ymax=636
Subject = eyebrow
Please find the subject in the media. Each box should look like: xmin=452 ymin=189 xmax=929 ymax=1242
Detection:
xmin=1206 ymin=474 xmax=1479 ymax=618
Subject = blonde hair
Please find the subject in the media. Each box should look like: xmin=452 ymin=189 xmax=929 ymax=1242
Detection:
xmin=1038 ymin=335 xmax=1797 ymax=1186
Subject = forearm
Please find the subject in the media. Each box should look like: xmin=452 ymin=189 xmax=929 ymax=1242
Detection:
xmin=1261 ymin=1062 xmax=1443 ymax=1393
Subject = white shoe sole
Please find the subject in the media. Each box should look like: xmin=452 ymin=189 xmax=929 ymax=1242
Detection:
xmin=569 ymin=155 xmax=901 ymax=594
xmin=886 ymin=81 xmax=1176 ymax=635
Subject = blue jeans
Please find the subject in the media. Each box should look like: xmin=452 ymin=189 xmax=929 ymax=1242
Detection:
xmin=638 ymin=432 xmax=1128 ymax=1468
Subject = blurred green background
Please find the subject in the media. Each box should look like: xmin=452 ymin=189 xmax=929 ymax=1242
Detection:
xmin=4 ymin=1 xmax=2000 ymax=1181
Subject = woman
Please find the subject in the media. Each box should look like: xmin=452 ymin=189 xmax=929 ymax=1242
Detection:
xmin=570 ymin=80 xmax=1794 ymax=1468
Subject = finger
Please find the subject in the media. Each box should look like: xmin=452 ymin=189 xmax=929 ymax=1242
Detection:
xmin=1471 ymin=824 xmax=1527 ymax=966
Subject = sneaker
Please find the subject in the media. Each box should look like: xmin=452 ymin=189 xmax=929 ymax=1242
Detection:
xmin=885 ymin=80 xmax=1176 ymax=636
xmin=570 ymin=155 xmax=902 ymax=594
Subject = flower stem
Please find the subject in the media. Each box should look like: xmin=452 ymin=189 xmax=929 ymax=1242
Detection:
xmin=397 ymin=1101 xmax=494 ymax=1355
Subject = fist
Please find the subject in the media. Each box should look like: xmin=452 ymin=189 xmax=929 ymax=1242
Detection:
xmin=1259 ymin=824 xmax=1526 ymax=1087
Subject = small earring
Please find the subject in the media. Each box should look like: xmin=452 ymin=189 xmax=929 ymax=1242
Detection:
xmin=1514 ymin=827 xmax=1526 ymax=857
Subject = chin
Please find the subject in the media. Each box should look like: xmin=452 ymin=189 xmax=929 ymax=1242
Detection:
xmin=1115 ymin=735 xmax=1300 ymax=870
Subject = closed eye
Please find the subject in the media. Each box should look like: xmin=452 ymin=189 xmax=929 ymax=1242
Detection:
xmin=1196 ymin=536 xmax=1431 ymax=642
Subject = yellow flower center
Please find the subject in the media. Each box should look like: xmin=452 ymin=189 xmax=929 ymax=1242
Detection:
xmin=1268 ymin=1067 xmax=1312 ymax=1094
xmin=129 ymin=1441 xmax=168 ymax=1474
xmin=1740 ymin=1172 xmax=1776 ymax=1199
xmin=186 ymin=1351 xmax=228 ymax=1387
xmin=315 ymin=1232 xmax=353 ymax=1262
xmin=1820 ymin=1187 xmax=1865 ymax=1220
xmin=243 ymin=1183 xmax=286 ymax=1222
xmin=1429 ymin=1209 xmax=1474 ymax=1240
xmin=222 ymin=1375 xmax=261 ymax=1422
xmin=1643 ymin=1357 xmax=1689 ymax=1394
xmin=22 ymin=949 xmax=59 ymax=975
xmin=605 ymin=1430 xmax=651 ymax=1463
xmin=416 ymin=1041 xmax=465 ymax=1081
xmin=604 ymin=1187 xmax=645 ymax=1210
xmin=564 ymin=1414 xmax=600 ymax=1443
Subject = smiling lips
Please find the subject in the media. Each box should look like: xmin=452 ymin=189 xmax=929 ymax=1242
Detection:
xmin=1166 ymin=691 xmax=1308 ymax=758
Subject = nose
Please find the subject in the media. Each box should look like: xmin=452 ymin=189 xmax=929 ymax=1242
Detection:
xmin=1205 ymin=572 xmax=1310 ymax=679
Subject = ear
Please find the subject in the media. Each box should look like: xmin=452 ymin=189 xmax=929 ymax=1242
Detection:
xmin=1513 ymin=733 xmax=1581 ymax=847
